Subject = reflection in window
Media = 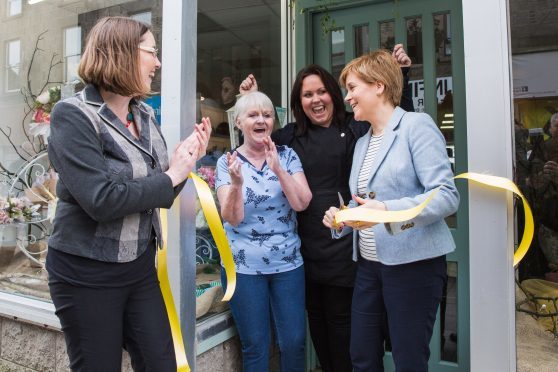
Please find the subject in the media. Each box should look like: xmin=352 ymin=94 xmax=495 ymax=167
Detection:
xmin=131 ymin=11 xmax=152 ymax=25
xmin=331 ymin=28 xmax=345 ymax=82
xmin=354 ymin=24 xmax=369 ymax=57
xmin=406 ymin=17 xmax=423 ymax=65
xmin=64 ymin=26 xmax=81 ymax=83
xmin=379 ymin=20 xmax=395 ymax=51
xmin=7 ymin=0 xmax=22 ymax=17
xmin=195 ymin=0 xmax=282 ymax=321
xmin=5 ymin=39 xmax=20 ymax=92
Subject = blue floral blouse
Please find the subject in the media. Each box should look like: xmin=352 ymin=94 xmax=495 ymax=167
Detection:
xmin=215 ymin=146 xmax=304 ymax=275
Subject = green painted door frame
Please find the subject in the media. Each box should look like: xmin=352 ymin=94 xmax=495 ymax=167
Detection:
xmin=294 ymin=1 xmax=469 ymax=371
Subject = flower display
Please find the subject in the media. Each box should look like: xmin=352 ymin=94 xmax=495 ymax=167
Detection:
xmin=197 ymin=166 xmax=216 ymax=190
xmin=28 ymin=85 xmax=61 ymax=143
xmin=0 ymin=196 xmax=41 ymax=225
xmin=195 ymin=166 xmax=218 ymax=229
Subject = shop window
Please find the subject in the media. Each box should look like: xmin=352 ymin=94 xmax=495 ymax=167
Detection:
xmin=63 ymin=26 xmax=81 ymax=83
xmin=195 ymin=0 xmax=282 ymax=321
xmin=7 ymin=0 xmax=21 ymax=17
xmin=5 ymin=39 xmax=20 ymax=92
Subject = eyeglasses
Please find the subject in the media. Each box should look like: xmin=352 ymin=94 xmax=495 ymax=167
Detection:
xmin=138 ymin=45 xmax=159 ymax=58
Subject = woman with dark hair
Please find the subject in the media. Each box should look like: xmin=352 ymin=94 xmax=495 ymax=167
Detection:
xmin=239 ymin=44 xmax=414 ymax=372
xmin=47 ymin=16 xmax=210 ymax=370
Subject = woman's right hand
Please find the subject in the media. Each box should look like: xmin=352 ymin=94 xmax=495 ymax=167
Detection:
xmin=239 ymin=74 xmax=258 ymax=95
xmin=165 ymin=140 xmax=200 ymax=187
xmin=227 ymin=151 xmax=243 ymax=186
xmin=323 ymin=206 xmax=343 ymax=230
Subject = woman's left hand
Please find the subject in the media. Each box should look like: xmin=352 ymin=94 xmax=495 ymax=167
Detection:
xmin=263 ymin=137 xmax=282 ymax=174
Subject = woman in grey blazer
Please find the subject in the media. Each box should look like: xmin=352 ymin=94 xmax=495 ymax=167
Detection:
xmin=47 ymin=17 xmax=210 ymax=371
xmin=323 ymin=50 xmax=459 ymax=371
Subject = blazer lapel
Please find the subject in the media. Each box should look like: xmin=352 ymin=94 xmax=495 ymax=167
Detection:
xmin=134 ymin=103 xmax=153 ymax=153
xmin=366 ymin=107 xmax=406 ymax=185
xmin=97 ymin=101 xmax=153 ymax=159
xmin=349 ymin=128 xmax=371 ymax=195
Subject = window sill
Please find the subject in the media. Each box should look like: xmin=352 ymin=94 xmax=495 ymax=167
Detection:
xmin=0 ymin=291 xmax=237 ymax=356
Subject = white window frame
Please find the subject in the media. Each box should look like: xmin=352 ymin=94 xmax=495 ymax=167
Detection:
xmin=5 ymin=38 xmax=21 ymax=93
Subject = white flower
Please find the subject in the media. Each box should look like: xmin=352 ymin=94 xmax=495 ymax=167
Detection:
xmin=36 ymin=91 xmax=51 ymax=105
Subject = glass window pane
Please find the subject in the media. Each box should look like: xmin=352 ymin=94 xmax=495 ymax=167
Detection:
xmin=6 ymin=40 xmax=20 ymax=92
xmin=7 ymin=39 xmax=20 ymax=66
xmin=354 ymin=24 xmax=369 ymax=57
xmin=64 ymin=26 xmax=82 ymax=57
xmin=65 ymin=55 xmax=81 ymax=83
xmin=331 ymin=28 xmax=345 ymax=82
xmin=8 ymin=0 xmax=22 ymax=16
xmin=433 ymin=13 xmax=456 ymax=227
xmin=407 ymin=17 xmax=424 ymax=113
xmin=441 ymin=261 xmax=458 ymax=362
xmin=379 ymin=20 xmax=395 ymax=51
xmin=406 ymin=17 xmax=423 ymax=64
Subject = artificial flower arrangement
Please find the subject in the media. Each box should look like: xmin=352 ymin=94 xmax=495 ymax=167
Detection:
xmin=195 ymin=166 xmax=217 ymax=229
xmin=0 ymin=196 xmax=41 ymax=225
xmin=28 ymin=85 xmax=61 ymax=143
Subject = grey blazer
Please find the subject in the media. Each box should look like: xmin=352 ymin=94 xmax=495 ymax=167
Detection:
xmin=336 ymin=107 xmax=460 ymax=265
xmin=48 ymin=84 xmax=176 ymax=262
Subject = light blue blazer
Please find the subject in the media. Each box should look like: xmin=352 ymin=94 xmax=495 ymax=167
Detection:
xmin=335 ymin=106 xmax=460 ymax=265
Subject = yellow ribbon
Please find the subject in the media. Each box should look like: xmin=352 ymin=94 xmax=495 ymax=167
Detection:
xmin=157 ymin=210 xmax=189 ymax=371
xmin=157 ymin=172 xmax=237 ymax=371
xmin=335 ymin=172 xmax=534 ymax=267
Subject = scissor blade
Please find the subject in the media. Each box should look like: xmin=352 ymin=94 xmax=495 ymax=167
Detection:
xmin=337 ymin=192 xmax=345 ymax=208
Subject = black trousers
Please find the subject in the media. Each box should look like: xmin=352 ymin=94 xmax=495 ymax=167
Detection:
xmin=49 ymin=271 xmax=176 ymax=372
xmin=350 ymin=255 xmax=446 ymax=372
xmin=306 ymin=280 xmax=354 ymax=372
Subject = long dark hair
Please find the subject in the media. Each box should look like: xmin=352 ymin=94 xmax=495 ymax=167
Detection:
xmin=290 ymin=64 xmax=347 ymax=136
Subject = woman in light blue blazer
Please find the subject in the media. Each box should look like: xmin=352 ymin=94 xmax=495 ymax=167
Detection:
xmin=323 ymin=50 xmax=459 ymax=372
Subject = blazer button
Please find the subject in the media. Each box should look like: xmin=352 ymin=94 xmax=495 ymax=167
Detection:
xmin=146 ymin=209 xmax=153 ymax=215
xmin=409 ymin=222 xmax=415 ymax=228
xmin=368 ymin=191 xmax=376 ymax=199
xmin=150 ymin=160 xmax=156 ymax=169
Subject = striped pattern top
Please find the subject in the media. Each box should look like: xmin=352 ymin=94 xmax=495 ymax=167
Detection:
xmin=357 ymin=134 xmax=384 ymax=261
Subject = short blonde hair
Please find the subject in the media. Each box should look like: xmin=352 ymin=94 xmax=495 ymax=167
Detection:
xmin=339 ymin=49 xmax=402 ymax=107
xmin=78 ymin=17 xmax=151 ymax=98
xmin=234 ymin=91 xmax=275 ymax=125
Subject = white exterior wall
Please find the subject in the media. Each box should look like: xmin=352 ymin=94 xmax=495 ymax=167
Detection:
xmin=462 ymin=0 xmax=516 ymax=371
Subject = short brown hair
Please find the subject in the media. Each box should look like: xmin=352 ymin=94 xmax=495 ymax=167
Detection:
xmin=78 ymin=17 xmax=151 ymax=98
xmin=339 ymin=49 xmax=403 ymax=107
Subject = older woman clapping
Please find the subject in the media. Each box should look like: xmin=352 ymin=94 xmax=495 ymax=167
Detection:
xmin=215 ymin=91 xmax=312 ymax=372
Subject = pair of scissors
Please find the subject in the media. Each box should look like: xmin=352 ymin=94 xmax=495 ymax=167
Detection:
xmin=333 ymin=192 xmax=348 ymax=229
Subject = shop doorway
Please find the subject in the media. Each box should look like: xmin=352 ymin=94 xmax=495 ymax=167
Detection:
xmin=295 ymin=0 xmax=468 ymax=370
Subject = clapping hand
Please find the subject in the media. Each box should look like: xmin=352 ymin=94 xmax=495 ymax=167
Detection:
xmin=184 ymin=117 xmax=212 ymax=160
xmin=227 ymin=151 xmax=243 ymax=186
xmin=263 ymin=137 xmax=281 ymax=174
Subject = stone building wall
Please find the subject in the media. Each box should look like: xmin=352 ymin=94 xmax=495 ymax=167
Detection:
xmin=0 ymin=315 xmax=248 ymax=372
